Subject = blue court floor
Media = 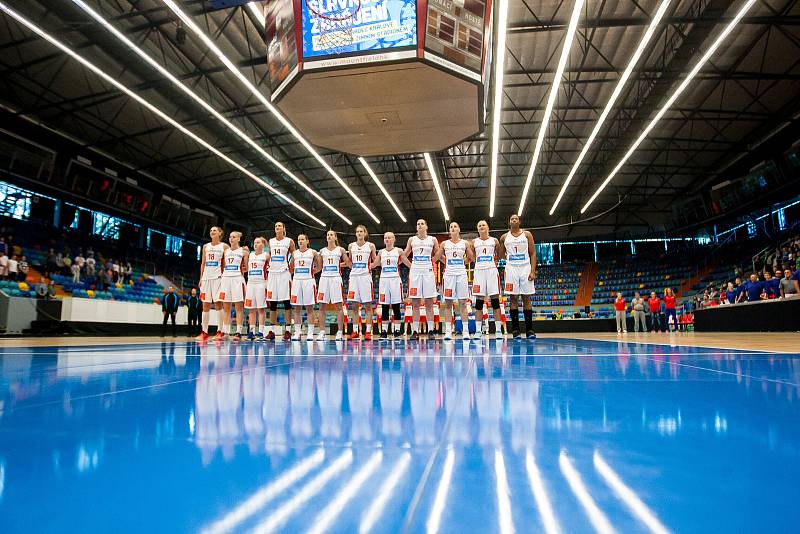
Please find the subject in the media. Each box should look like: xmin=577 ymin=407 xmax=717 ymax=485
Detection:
xmin=0 ymin=337 xmax=798 ymax=533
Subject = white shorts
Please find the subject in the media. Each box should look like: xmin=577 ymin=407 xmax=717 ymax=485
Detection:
xmin=245 ymin=282 xmax=267 ymax=309
xmin=291 ymin=278 xmax=317 ymax=306
xmin=504 ymin=264 xmax=536 ymax=295
xmin=199 ymin=278 xmax=222 ymax=303
xmin=317 ymin=276 xmax=344 ymax=304
xmin=472 ymin=269 xmax=501 ymax=297
xmin=378 ymin=277 xmax=403 ymax=305
xmin=408 ymin=270 xmax=437 ymax=299
xmin=219 ymin=276 xmax=246 ymax=303
xmin=347 ymin=275 xmax=374 ymax=303
xmin=442 ymin=273 xmax=469 ymax=300
xmin=267 ymin=270 xmax=291 ymax=302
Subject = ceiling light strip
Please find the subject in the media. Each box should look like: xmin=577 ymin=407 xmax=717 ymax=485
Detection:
xmin=423 ymin=153 xmax=450 ymax=222
xmin=517 ymin=0 xmax=584 ymax=216
xmin=71 ymin=0 xmax=351 ymax=225
xmin=163 ymin=0 xmax=380 ymax=224
xmin=0 ymin=1 xmax=325 ymax=226
xmin=580 ymin=0 xmax=757 ymax=214
xmin=488 ymin=0 xmax=509 ymax=218
xmin=246 ymin=1 xmax=265 ymax=28
xmin=358 ymin=157 xmax=407 ymax=222
xmin=549 ymin=0 xmax=672 ymax=216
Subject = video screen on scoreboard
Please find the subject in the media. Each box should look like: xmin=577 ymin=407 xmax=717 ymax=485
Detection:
xmin=302 ymin=0 xmax=417 ymax=59
xmin=425 ymin=0 xmax=486 ymax=73
xmin=266 ymin=0 xmax=299 ymax=92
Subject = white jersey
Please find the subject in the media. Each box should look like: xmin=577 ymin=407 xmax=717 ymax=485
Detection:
xmin=379 ymin=248 xmax=401 ymax=279
xmin=223 ymin=247 xmax=246 ymax=278
xmin=202 ymin=242 xmax=225 ymax=280
xmin=268 ymin=237 xmax=292 ymax=273
xmin=409 ymin=235 xmax=436 ymax=272
xmin=442 ymin=239 xmax=467 ymax=275
xmin=247 ymin=251 xmax=268 ymax=283
xmin=293 ymin=249 xmax=315 ymax=280
xmin=473 ymin=237 xmax=498 ymax=270
xmin=348 ymin=242 xmax=372 ymax=277
xmin=504 ymin=232 xmax=530 ymax=266
xmin=319 ymin=246 xmax=345 ymax=278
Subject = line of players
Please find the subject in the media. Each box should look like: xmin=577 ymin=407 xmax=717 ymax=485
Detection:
xmin=196 ymin=214 xmax=538 ymax=342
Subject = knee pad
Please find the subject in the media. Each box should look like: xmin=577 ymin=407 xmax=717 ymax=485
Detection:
xmin=283 ymin=300 xmax=291 ymax=311
xmin=490 ymin=297 xmax=500 ymax=310
xmin=269 ymin=301 xmax=278 ymax=312
xmin=474 ymin=298 xmax=484 ymax=311
xmin=381 ymin=305 xmax=390 ymax=321
xmin=392 ymin=303 xmax=402 ymax=318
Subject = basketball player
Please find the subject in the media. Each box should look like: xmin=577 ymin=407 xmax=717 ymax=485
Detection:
xmin=404 ymin=219 xmax=441 ymax=340
xmin=435 ymin=222 xmax=474 ymax=340
xmin=266 ymin=222 xmax=295 ymax=341
xmin=219 ymin=231 xmax=248 ymax=340
xmin=498 ymin=214 xmax=537 ymax=339
xmin=316 ymin=230 xmax=346 ymax=341
xmin=290 ymin=234 xmax=318 ymax=341
xmin=346 ymin=225 xmax=377 ymax=340
xmin=197 ymin=226 xmax=228 ymax=341
xmin=244 ymin=236 xmax=268 ymax=341
xmin=472 ymin=220 xmax=504 ymax=339
xmin=372 ymin=231 xmax=412 ymax=340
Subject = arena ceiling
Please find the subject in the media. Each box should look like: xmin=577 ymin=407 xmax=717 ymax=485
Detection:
xmin=1 ymin=0 xmax=799 ymax=239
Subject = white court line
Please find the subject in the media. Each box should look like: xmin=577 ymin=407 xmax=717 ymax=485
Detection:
xmin=525 ymin=450 xmax=561 ymax=534
xmin=359 ymin=453 xmax=411 ymax=534
xmin=306 ymin=451 xmax=383 ymax=534
xmin=201 ymin=449 xmax=325 ymax=534
xmin=426 ymin=449 xmax=455 ymax=534
xmin=641 ymin=357 xmax=800 ymax=388
xmin=494 ymin=450 xmax=515 ymax=534
xmin=559 ymin=451 xmax=615 ymax=534
xmin=593 ymin=451 xmax=670 ymax=534
xmin=250 ymin=450 xmax=353 ymax=534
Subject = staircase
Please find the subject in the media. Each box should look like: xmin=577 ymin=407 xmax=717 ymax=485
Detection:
xmin=574 ymin=262 xmax=599 ymax=307
xmin=678 ymin=263 xmax=712 ymax=298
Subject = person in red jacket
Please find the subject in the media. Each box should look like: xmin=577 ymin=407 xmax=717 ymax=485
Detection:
xmin=648 ymin=291 xmax=662 ymax=332
xmin=614 ymin=292 xmax=627 ymax=334
xmin=664 ymin=288 xmax=678 ymax=332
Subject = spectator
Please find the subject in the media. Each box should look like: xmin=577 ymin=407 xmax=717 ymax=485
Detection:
xmin=112 ymin=260 xmax=120 ymax=283
xmin=783 ymin=268 xmax=799 ymax=298
xmin=0 ymin=250 xmax=7 ymax=279
xmin=18 ymin=255 xmax=28 ymax=282
xmin=631 ymin=292 xmax=646 ymax=333
xmin=124 ymin=261 xmax=133 ymax=283
xmin=186 ymin=288 xmax=201 ymax=336
xmin=664 ymin=288 xmax=677 ymax=331
xmin=763 ymin=271 xmax=780 ymax=299
xmin=55 ymin=251 xmax=65 ymax=274
xmin=8 ymin=255 xmax=18 ymax=282
xmin=35 ymin=279 xmax=48 ymax=299
xmin=0 ymin=236 xmax=6 ymax=256
xmin=71 ymin=260 xmax=81 ymax=283
xmin=734 ymin=276 xmax=746 ymax=303
xmin=63 ymin=255 xmax=72 ymax=277
xmin=743 ymin=273 xmax=763 ymax=302
xmin=86 ymin=253 xmax=96 ymax=277
xmin=648 ymin=291 xmax=662 ymax=332
xmin=614 ymin=292 xmax=627 ymax=334
xmin=47 ymin=279 xmax=57 ymax=299
xmin=161 ymin=286 xmax=180 ymax=337
xmin=74 ymin=252 xmax=85 ymax=274
xmin=723 ymin=282 xmax=736 ymax=305
xmin=45 ymin=248 xmax=57 ymax=277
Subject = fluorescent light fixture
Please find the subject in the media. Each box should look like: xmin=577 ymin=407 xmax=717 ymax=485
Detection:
xmin=307 ymin=452 xmax=383 ymax=534
xmin=423 ymin=153 xmax=450 ymax=222
xmin=594 ymin=451 xmax=670 ymax=534
xmin=488 ymin=0 xmax=509 ymax=218
xmin=581 ymin=0 xmax=758 ymax=214
xmin=247 ymin=1 xmax=265 ymax=28
xmin=0 ymin=1 xmax=325 ymax=227
xmin=426 ymin=449 xmax=455 ymax=534
xmin=201 ymin=449 xmax=325 ymax=534
xmin=525 ymin=450 xmax=561 ymax=534
xmin=494 ymin=450 xmax=515 ymax=534
xmin=517 ymin=0 xmax=584 ymax=216
xmin=559 ymin=451 xmax=614 ymax=534
xmin=251 ymin=450 xmax=353 ymax=534
xmin=359 ymin=453 xmax=411 ymax=534
xmin=70 ymin=0 xmax=351 ymax=226
xmin=358 ymin=157 xmax=407 ymax=222
xmin=162 ymin=0 xmax=380 ymax=224
xmin=549 ymin=0 xmax=672 ymax=215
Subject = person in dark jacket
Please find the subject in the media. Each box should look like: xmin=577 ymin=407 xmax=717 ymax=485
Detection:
xmin=161 ymin=286 xmax=180 ymax=337
xmin=186 ymin=288 xmax=201 ymax=336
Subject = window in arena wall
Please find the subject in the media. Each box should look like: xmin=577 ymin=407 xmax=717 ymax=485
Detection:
xmin=92 ymin=212 xmax=121 ymax=240
xmin=0 ymin=180 xmax=33 ymax=220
